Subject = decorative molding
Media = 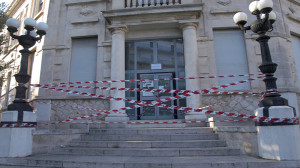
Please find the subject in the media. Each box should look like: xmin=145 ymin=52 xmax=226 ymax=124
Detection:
xmin=288 ymin=7 xmax=296 ymax=14
xmin=288 ymin=0 xmax=300 ymax=6
xmin=71 ymin=17 xmax=99 ymax=24
xmin=179 ymin=20 xmax=199 ymax=30
xmin=217 ymin=0 xmax=232 ymax=6
xmin=101 ymin=41 xmax=112 ymax=47
xmin=102 ymin=3 xmax=204 ymax=25
xmin=80 ymin=8 xmax=93 ymax=16
xmin=108 ymin=25 xmax=128 ymax=33
xmin=42 ymin=45 xmax=70 ymax=50
xmin=65 ymin=0 xmax=107 ymax=6
xmin=210 ymin=9 xmax=241 ymax=14
xmin=287 ymin=13 xmax=300 ymax=23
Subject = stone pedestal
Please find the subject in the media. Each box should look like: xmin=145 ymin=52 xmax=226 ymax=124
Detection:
xmin=0 ymin=127 xmax=35 ymax=157
xmin=0 ymin=111 xmax=36 ymax=157
xmin=255 ymin=106 xmax=300 ymax=160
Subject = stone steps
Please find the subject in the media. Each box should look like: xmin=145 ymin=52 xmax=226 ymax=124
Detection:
xmin=54 ymin=147 xmax=240 ymax=157
xmin=88 ymin=127 xmax=214 ymax=135
xmin=23 ymin=155 xmax=300 ymax=168
xmin=2 ymin=124 xmax=299 ymax=167
xmin=80 ymin=133 xmax=219 ymax=141
xmin=68 ymin=139 xmax=227 ymax=148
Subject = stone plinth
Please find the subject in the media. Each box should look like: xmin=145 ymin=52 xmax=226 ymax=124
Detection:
xmin=0 ymin=127 xmax=35 ymax=157
xmin=255 ymin=106 xmax=300 ymax=160
xmin=0 ymin=111 xmax=36 ymax=157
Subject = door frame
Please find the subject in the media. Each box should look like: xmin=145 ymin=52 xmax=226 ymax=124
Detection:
xmin=137 ymin=73 xmax=177 ymax=120
xmin=125 ymin=38 xmax=186 ymax=120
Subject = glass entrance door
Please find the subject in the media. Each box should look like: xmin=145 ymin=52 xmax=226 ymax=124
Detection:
xmin=139 ymin=73 xmax=174 ymax=120
xmin=125 ymin=39 xmax=186 ymax=120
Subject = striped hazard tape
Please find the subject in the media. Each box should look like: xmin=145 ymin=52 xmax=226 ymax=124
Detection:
xmin=36 ymin=73 xmax=263 ymax=86
xmin=68 ymin=120 xmax=249 ymax=125
xmin=0 ymin=123 xmax=36 ymax=128
xmin=29 ymin=78 xmax=261 ymax=112
xmin=45 ymin=108 xmax=298 ymax=125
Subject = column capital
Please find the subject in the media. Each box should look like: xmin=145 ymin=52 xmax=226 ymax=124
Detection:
xmin=179 ymin=21 xmax=199 ymax=30
xmin=108 ymin=25 xmax=128 ymax=34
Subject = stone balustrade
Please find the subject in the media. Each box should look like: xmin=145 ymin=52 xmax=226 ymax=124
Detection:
xmin=125 ymin=0 xmax=181 ymax=8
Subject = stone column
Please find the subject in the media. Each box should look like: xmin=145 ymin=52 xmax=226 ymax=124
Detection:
xmin=180 ymin=22 xmax=206 ymax=121
xmin=105 ymin=25 xmax=129 ymax=122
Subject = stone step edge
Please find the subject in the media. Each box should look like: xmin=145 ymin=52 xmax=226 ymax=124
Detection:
xmin=56 ymin=147 xmax=239 ymax=151
xmin=89 ymin=127 xmax=212 ymax=130
xmin=25 ymin=155 xmax=299 ymax=167
xmin=71 ymin=140 xmax=225 ymax=143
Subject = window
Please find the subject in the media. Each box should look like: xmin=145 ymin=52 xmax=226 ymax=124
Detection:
xmin=38 ymin=0 xmax=44 ymax=12
xmin=4 ymin=72 xmax=12 ymax=107
xmin=292 ymin=35 xmax=300 ymax=82
xmin=70 ymin=37 xmax=98 ymax=94
xmin=213 ymin=29 xmax=250 ymax=90
xmin=32 ymin=0 xmax=44 ymax=17
xmin=27 ymin=52 xmax=35 ymax=99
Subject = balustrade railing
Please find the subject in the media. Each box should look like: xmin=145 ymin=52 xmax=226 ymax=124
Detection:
xmin=125 ymin=0 xmax=181 ymax=8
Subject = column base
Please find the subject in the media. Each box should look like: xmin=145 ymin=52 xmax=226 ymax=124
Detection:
xmin=185 ymin=112 xmax=206 ymax=120
xmin=105 ymin=113 xmax=129 ymax=122
xmin=0 ymin=127 xmax=35 ymax=157
xmin=185 ymin=112 xmax=207 ymax=127
xmin=255 ymin=106 xmax=300 ymax=160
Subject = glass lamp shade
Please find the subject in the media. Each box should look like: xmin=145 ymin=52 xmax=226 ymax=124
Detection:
xmin=24 ymin=18 xmax=37 ymax=27
xmin=36 ymin=22 xmax=48 ymax=32
xmin=233 ymin=12 xmax=248 ymax=25
xmin=6 ymin=18 xmax=20 ymax=28
xmin=249 ymin=1 xmax=259 ymax=14
xmin=25 ymin=30 xmax=37 ymax=37
xmin=261 ymin=11 xmax=276 ymax=24
xmin=257 ymin=0 xmax=273 ymax=13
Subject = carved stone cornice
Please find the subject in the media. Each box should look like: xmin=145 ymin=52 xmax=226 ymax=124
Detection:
xmin=102 ymin=3 xmax=203 ymax=26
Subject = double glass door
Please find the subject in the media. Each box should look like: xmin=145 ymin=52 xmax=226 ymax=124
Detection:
xmin=138 ymin=73 xmax=175 ymax=120
xmin=125 ymin=39 xmax=186 ymax=120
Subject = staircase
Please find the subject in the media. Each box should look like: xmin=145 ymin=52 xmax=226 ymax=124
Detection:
xmin=1 ymin=123 xmax=300 ymax=168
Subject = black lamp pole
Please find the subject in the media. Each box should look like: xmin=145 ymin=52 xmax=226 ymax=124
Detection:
xmin=234 ymin=2 xmax=288 ymax=107
xmin=6 ymin=18 xmax=47 ymax=123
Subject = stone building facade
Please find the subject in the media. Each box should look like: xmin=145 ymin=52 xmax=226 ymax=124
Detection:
xmin=1 ymin=0 xmax=300 ymax=124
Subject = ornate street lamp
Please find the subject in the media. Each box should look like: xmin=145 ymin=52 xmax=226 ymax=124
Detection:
xmin=233 ymin=0 xmax=288 ymax=107
xmin=6 ymin=18 xmax=48 ymax=122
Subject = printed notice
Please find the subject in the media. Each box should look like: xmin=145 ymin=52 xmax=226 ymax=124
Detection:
xmin=151 ymin=64 xmax=162 ymax=70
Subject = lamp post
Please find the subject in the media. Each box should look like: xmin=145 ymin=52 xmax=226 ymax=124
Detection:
xmin=233 ymin=0 xmax=288 ymax=107
xmin=5 ymin=18 xmax=48 ymax=123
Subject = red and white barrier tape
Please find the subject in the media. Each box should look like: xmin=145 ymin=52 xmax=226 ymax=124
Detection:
xmin=44 ymin=106 xmax=298 ymax=125
xmin=33 ymin=74 xmax=263 ymax=86
xmin=30 ymin=78 xmax=260 ymax=112
xmin=0 ymin=123 xmax=36 ymax=128
xmin=29 ymin=77 xmax=262 ymax=94
xmin=29 ymin=85 xmax=267 ymax=95
xmin=69 ymin=120 xmax=249 ymax=125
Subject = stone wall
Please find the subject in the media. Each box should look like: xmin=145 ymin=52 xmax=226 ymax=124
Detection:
xmin=31 ymin=99 xmax=110 ymax=122
xmin=213 ymin=126 xmax=258 ymax=156
xmin=202 ymin=94 xmax=261 ymax=115
xmin=50 ymin=99 xmax=110 ymax=121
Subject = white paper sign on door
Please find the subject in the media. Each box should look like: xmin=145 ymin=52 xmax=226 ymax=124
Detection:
xmin=151 ymin=64 xmax=162 ymax=70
